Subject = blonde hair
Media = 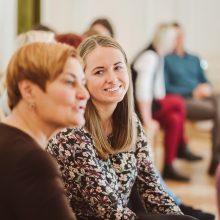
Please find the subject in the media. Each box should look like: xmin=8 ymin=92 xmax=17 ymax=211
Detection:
xmin=6 ymin=42 xmax=78 ymax=110
xmin=78 ymin=35 xmax=137 ymax=159
xmin=152 ymin=23 xmax=177 ymax=55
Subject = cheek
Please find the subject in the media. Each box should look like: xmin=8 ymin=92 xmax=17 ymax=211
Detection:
xmin=53 ymin=90 xmax=76 ymax=106
xmin=124 ymin=73 xmax=130 ymax=89
xmin=86 ymin=80 xmax=99 ymax=94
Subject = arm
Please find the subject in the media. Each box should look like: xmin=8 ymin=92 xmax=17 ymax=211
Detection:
xmin=134 ymin=119 xmax=182 ymax=214
xmin=136 ymin=101 xmax=159 ymax=141
xmin=197 ymin=57 xmax=208 ymax=84
xmin=134 ymin=51 xmax=158 ymax=104
xmin=9 ymin=149 xmax=76 ymax=220
xmin=192 ymin=83 xmax=212 ymax=99
xmin=134 ymin=51 xmax=160 ymax=133
xmin=47 ymin=128 xmax=137 ymax=220
xmin=190 ymin=57 xmax=212 ymax=99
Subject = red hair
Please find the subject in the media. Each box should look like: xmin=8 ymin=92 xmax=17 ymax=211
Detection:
xmin=55 ymin=33 xmax=83 ymax=48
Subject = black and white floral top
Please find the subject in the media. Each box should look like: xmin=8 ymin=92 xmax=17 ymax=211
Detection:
xmin=47 ymin=119 xmax=181 ymax=220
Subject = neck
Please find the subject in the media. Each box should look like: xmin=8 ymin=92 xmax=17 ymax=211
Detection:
xmin=175 ymin=46 xmax=185 ymax=56
xmin=93 ymin=101 xmax=116 ymax=136
xmin=3 ymin=103 xmax=51 ymax=149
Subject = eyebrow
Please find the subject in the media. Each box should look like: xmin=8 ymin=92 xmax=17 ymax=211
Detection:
xmin=65 ymin=72 xmax=77 ymax=80
xmin=91 ymin=66 xmax=104 ymax=72
xmin=91 ymin=61 xmax=124 ymax=72
xmin=114 ymin=61 xmax=123 ymax=66
xmin=65 ymin=72 xmax=86 ymax=83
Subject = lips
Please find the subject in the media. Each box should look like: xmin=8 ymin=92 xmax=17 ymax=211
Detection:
xmin=73 ymin=104 xmax=86 ymax=113
xmin=104 ymin=85 xmax=122 ymax=92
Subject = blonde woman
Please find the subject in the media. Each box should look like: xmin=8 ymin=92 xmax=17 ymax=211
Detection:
xmin=47 ymin=36 xmax=199 ymax=220
xmin=0 ymin=42 xmax=89 ymax=220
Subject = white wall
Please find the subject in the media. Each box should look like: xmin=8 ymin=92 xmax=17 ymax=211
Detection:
xmin=0 ymin=0 xmax=17 ymax=75
xmin=1 ymin=0 xmax=220 ymax=85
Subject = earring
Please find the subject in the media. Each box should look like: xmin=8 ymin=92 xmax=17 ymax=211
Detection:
xmin=29 ymin=102 xmax=36 ymax=110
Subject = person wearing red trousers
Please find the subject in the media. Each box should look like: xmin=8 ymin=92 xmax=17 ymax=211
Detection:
xmin=131 ymin=23 xmax=202 ymax=182
xmin=153 ymin=94 xmax=187 ymax=166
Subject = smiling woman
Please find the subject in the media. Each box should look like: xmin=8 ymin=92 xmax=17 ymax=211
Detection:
xmin=85 ymin=46 xmax=129 ymax=110
xmin=0 ymin=42 xmax=89 ymax=220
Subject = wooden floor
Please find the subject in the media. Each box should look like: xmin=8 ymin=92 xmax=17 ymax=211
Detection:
xmin=154 ymin=122 xmax=218 ymax=219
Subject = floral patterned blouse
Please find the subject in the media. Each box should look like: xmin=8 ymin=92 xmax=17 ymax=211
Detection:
xmin=47 ymin=119 xmax=181 ymax=220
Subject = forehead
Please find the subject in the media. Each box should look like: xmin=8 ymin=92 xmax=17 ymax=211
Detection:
xmin=85 ymin=46 xmax=125 ymax=66
xmin=61 ymin=57 xmax=84 ymax=79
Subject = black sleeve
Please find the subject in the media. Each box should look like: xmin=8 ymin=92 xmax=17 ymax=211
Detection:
xmin=9 ymin=149 xmax=76 ymax=220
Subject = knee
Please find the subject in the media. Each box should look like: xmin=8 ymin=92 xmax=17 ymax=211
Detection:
xmin=168 ymin=95 xmax=186 ymax=114
xmin=213 ymin=94 xmax=220 ymax=104
xmin=166 ymin=113 xmax=183 ymax=127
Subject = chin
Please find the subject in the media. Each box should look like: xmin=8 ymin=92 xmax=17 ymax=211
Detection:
xmin=72 ymin=117 xmax=85 ymax=127
xmin=113 ymin=96 xmax=125 ymax=103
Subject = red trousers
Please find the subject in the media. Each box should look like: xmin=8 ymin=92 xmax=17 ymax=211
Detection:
xmin=153 ymin=94 xmax=187 ymax=165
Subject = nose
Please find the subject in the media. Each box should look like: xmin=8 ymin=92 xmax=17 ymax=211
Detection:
xmin=106 ymin=70 xmax=118 ymax=84
xmin=77 ymin=83 xmax=90 ymax=101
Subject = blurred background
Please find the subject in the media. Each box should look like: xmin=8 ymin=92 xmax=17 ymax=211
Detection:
xmin=1 ymin=0 xmax=220 ymax=87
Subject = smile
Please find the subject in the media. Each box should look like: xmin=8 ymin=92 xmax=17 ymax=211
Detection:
xmin=104 ymin=85 xmax=122 ymax=92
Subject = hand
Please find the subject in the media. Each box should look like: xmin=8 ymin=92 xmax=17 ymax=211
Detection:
xmin=143 ymin=119 xmax=160 ymax=144
xmin=192 ymin=83 xmax=212 ymax=99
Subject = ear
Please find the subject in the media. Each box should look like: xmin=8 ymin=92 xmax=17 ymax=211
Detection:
xmin=18 ymin=80 xmax=36 ymax=103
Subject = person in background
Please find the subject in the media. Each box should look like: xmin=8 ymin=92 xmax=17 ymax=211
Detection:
xmin=164 ymin=22 xmax=220 ymax=175
xmin=56 ymin=33 xmax=83 ymax=49
xmin=47 ymin=35 xmax=200 ymax=220
xmin=54 ymin=18 xmax=113 ymax=50
xmin=32 ymin=23 xmax=56 ymax=33
xmin=87 ymin=17 xmax=115 ymax=37
xmin=0 ymin=42 xmax=89 ymax=220
xmin=131 ymin=23 xmax=202 ymax=182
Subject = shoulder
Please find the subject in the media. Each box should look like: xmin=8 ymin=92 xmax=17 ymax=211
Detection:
xmin=186 ymin=52 xmax=201 ymax=62
xmin=4 ymin=146 xmax=60 ymax=182
xmin=0 ymin=124 xmax=46 ymax=165
xmin=22 ymin=149 xmax=60 ymax=177
xmin=137 ymin=50 xmax=158 ymax=62
xmin=49 ymin=126 xmax=92 ymax=147
xmin=134 ymin=50 xmax=158 ymax=70
xmin=47 ymin=126 xmax=97 ymax=158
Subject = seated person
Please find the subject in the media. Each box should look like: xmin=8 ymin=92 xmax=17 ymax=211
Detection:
xmin=0 ymin=42 xmax=89 ymax=220
xmin=164 ymin=22 xmax=220 ymax=175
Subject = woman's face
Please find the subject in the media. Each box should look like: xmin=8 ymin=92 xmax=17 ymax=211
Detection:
xmin=34 ymin=57 xmax=89 ymax=129
xmin=84 ymin=46 xmax=129 ymax=109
